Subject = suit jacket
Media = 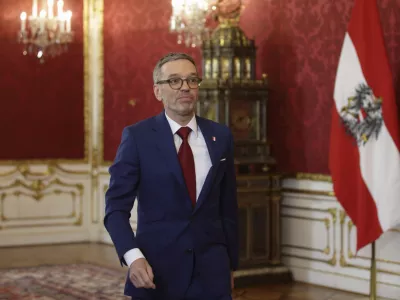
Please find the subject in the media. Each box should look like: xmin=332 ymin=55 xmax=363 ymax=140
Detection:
xmin=104 ymin=111 xmax=239 ymax=299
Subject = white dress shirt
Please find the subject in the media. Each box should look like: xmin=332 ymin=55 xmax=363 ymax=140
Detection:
xmin=123 ymin=113 xmax=212 ymax=267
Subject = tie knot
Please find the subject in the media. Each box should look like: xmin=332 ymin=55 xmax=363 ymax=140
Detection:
xmin=177 ymin=127 xmax=192 ymax=140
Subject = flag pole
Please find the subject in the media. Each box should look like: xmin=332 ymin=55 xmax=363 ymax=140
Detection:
xmin=370 ymin=241 xmax=377 ymax=300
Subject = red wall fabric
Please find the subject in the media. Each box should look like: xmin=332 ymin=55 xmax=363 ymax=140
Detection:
xmin=0 ymin=0 xmax=85 ymax=160
xmin=103 ymin=0 xmax=400 ymax=174
xmin=103 ymin=0 xmax=201 ymax=161
xmin=239 ymin=0 xmax=400 ymax=174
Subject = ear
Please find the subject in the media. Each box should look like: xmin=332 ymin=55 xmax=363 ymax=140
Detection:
xmin=153 ymin=84 xmax=162 ymax=102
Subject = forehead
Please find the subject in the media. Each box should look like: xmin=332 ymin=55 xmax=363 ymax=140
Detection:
xmin=161 ymin=59 xmax=197 ymax=77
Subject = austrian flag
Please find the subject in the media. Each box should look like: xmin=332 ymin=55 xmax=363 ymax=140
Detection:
xmin=329 ymin=0 xmax=400 ymax=251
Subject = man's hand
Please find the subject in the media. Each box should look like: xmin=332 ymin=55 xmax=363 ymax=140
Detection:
xmin=129 ymin=258 xmax=156 ymax=289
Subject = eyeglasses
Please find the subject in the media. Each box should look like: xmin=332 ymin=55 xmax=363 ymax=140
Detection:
xmin=156 ymin=77 xmax=202 ymax=90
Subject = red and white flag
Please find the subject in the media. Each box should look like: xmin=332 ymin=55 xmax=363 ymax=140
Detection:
xmin=329 ymin=0 xmax=400 ymax=251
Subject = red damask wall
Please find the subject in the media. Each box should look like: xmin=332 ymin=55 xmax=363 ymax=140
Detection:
xmin=240 ymin=0 xmax=400 ymax=174
xmin=103 ymin=0 xmax=400 ymax=174
xmin=103 ymin=0 xmax=201 ymax=161
xmin=0 ymin=0 xmax=84 ymax=160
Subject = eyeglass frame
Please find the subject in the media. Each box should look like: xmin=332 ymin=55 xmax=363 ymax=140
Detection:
xmin=156 ymin=76 xmax=202 ymax=90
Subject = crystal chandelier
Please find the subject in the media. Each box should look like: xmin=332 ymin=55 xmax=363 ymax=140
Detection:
xmin=19 ymin=0 xmax=73 ymax=62
xmin=169 ymin=0 xmax=216 ymax=48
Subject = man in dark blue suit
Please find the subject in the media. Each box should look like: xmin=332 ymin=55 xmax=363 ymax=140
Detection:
xmin=104 ymin=52 xmax=239 ymax=300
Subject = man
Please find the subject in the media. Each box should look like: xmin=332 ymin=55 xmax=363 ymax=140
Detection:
xmin=104 ymin=52 xmax=239 ymax=300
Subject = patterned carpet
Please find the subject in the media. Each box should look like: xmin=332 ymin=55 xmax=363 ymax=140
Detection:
xmin=0 ymin=263 xmax=251 ymax=299
xmin=0 ymin=263 xmax=129 ymax=299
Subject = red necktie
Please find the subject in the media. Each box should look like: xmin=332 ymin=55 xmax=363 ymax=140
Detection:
xmin=177 ymin=127 xmax=196 ymax=207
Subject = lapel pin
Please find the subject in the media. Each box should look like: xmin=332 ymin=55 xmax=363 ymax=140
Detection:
xmin=212 ymin=136 xmax=216 ymax=141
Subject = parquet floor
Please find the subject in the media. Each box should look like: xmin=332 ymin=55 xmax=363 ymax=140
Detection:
xmin=0 ymin=243 xmax=369 ymax=299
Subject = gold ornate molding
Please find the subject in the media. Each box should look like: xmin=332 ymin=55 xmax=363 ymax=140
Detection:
xmin=281 ymin=205 xmax=337 ymax=266
xmin=1 ymin=192 xmax=77 ymax=221
xmin=83 ymin=0 xmax=91 ymax=165
xmin=283 ymin=188 xmax=334 ymax=197
xmin=95 ymin=0 xmax=104 ymax=167
xmin=87 ymin=0 xmax=104 ymax=224
xmin=289 ymin=264 xmax=400 ymax=288
xmin=291 ymin=173 xmax=332 ymax=182
xmin=0 ymin=164 xmax=89 ymax=179
xmin=339 ymin=210 xmax=400 ymax=276
xmin=0 ymin=178 xmax=84 ymax=227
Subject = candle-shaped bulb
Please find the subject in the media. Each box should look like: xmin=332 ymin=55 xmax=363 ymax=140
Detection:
xmin=65 ymin=10 xmax=72 ymax=32
xmin=48 ymin=0 xmax=54 ymax=18
xmin=32 ymin=0 xmax=38 ymax=17
xmin=57 ymin=0 xmax=64 ymax=18
xmin=20 ymin=12 xmax=27 ymax=32
xmin=39 ymin=10 xmax=46 ymax=32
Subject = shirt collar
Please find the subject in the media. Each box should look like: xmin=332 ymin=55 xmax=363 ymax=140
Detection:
xmin=165 ymin=112 xmax=198 ymax=138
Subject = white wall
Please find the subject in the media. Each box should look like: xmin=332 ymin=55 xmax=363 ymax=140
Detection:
xmin=0 ymin=164 xmax=95 ymax=245
xmin=281 ymin=176 xmax=400 ymax=300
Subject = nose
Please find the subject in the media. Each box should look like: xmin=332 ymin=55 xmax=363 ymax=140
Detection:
xmin=180 ymin=79 xmax=190 ymax=90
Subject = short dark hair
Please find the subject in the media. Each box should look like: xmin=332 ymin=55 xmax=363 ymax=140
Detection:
xmin=153 ymin=52 xmax=197 ymax=83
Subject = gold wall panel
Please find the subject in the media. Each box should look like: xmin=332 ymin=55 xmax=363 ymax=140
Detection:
xmin=339 ymin=211 xmax=400 ymax=276
xmin=287 ymin=263 xmax=400 ymax=288
xmin=0 ymin=164 xmax=89 ymax=179
xmin=0 ymin=178 xmax=84 ymax=229
xmin=284 ymin=173 xmax=332 ymax=182
xmin=283 ymin=188 xmax=334 ymax=197
xmin=281 ymin=204 xmax=337 ymax=266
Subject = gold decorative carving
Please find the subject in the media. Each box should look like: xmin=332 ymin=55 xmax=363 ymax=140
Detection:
xmin=281 ymin=205 xmax=337 ymax=265
xmin=296 ymin=173 xmax=332 ymax=182
xmin=0 ymin=178 xmax=83 ymax=195
xmin=283 ymin=187 xmax=334 ymax=197
xmin=0 ymin=161 xmax=91 ymax=172
xmin=346 ymin=218 xmax=400 ymax=266
xmin=9 ymin=164 xmax=89 ymax=178
xmin=0 ymin=168 xmax=19 ymax=177
xmin=91 ymin=148 xmax=100 ymax=224
xmin=91 ymin=0 xmax=105 ymax=167
xmin=339 ymin=210 xmax=400 ymax=276
xmin=0 ymin=178 xmax=83 ymax=227
xmin=212 ymin=58 xmax=219 ymax=79
xmin=74 ymin=213 xmax=83 ymax=226
xmin=1 ymin=192 xmax=77 ymax=220
xmin=284 ymin=173 xmax=332 ymax=182
xmin=128 ymin=99 xmax=136 ymax=107
xmin=288 ymin=264 xmax=400 ymax=288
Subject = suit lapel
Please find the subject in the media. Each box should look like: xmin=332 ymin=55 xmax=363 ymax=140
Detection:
xmin=153 ymin=112 xmax=186 ymax=189
xmin=194 ymin=116 xmax=220 ymax=212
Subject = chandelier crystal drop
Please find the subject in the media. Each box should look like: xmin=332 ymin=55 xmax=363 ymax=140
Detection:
xmin=18 ymin=0 xmax=73 ymax=62
xmin=169 ymin=0 xmax=216 ymax=48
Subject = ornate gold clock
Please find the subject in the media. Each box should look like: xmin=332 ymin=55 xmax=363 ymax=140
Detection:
xmin=196 ymin=0 xmax=291 ymax=287
xmin=197 ymin=14 xmax=276 ymax=174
